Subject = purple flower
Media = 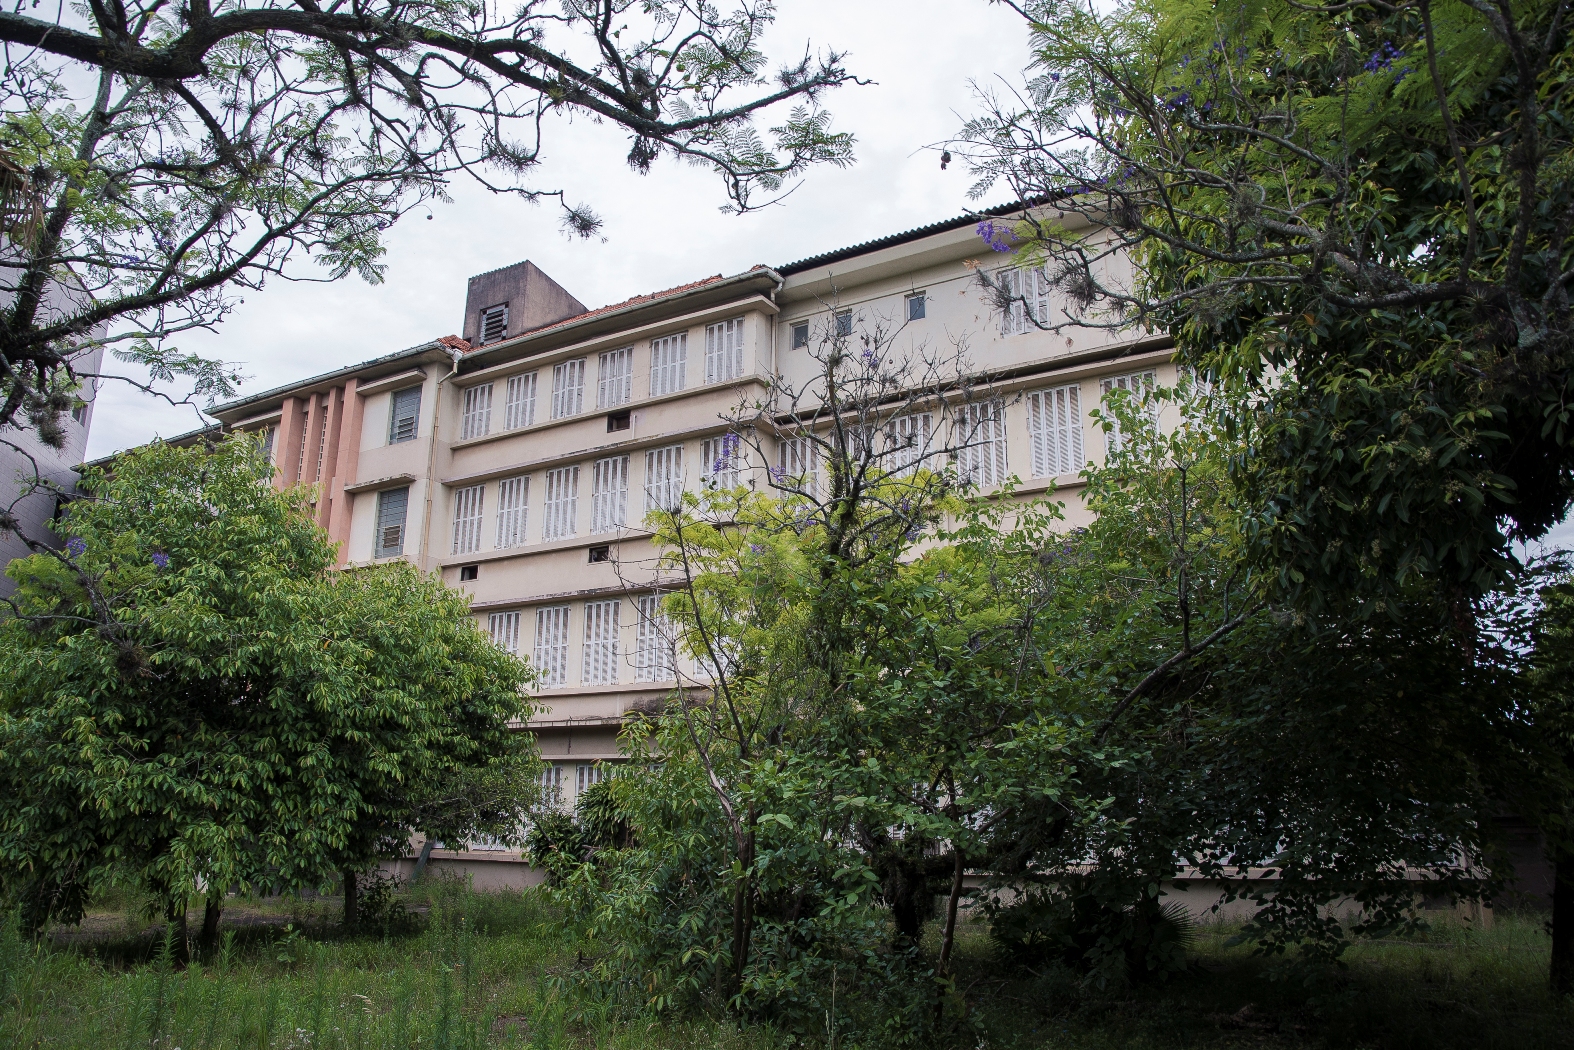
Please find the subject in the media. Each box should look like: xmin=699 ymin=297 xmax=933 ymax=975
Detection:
xmin=749 ymin=543 xmax=765 ymax=554
xmin=66 ymin=537 xmax=86 ymax=557
xmin=1050 ymin=72 xmax=1060 ymax=82
xmin=151 ymin=551 xmax=170 ymax=570
xmin=976 ymin=220 xmax=1013 ymax=253
xmin=1364 ymin=42 xmax=1403 ymax=74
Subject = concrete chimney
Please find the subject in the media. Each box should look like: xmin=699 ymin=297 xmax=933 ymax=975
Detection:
xmin=461 ymin=261 xmax=587 ymax=347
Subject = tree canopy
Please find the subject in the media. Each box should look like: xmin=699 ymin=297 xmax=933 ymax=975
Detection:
xmin=0 ymin=0 xmax=856 ymax=444
xmin=955 ymin=0 xmax=1574 ymax=608
xmin=0 ymin=437 xmax=537 ymax=945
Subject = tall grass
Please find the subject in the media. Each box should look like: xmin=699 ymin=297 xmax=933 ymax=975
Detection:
xmin=2 ymin=887 xmax=1570 ymax=1050
xmin=0 ymin=884 xmax=774 ymax=1050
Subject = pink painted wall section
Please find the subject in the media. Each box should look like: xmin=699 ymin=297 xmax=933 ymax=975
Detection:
xmin=328 ymin=378 xmax=364 ymax=566
xmin=316 ymin=387 xmax=345 ymax=529
xmin=274 ymin=397 xmax=306 ymax=492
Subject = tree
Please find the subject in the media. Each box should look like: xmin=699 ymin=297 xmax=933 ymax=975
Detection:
xmin=0 ymin=437 xmax=537 ymax=955
xmin=0 ymin=0 xmax=856 ymax=444
xmin=952 ymin=0 xmax=1574 ymax=608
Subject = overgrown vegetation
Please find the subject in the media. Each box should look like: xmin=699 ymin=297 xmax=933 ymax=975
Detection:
xmin=0 ymin=884 xmax=1567 ymax=1050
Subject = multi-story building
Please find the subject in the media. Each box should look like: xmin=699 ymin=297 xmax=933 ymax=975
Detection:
xmin=0 ymin=257 xmax=103 ymax=598
xmin=204 ymin=206 xmax=1175 ymax=887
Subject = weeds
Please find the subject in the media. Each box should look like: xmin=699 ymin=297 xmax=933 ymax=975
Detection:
xmin=0 ymin=888 xmax=1568 ymax=1050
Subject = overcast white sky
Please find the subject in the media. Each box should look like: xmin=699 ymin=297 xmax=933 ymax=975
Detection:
xmin=85 ymin=0 xmax=1035 ymax=459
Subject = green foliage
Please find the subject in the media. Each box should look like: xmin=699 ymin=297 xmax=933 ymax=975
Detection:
xmin=0 ymin=438 xmax=538 ymax=930
xmin=958 ymin=0 xmax=1574 ymax=608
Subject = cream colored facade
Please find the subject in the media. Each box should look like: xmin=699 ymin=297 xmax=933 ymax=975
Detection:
xmin=208 ymin=207 xmax=1178 ymax=878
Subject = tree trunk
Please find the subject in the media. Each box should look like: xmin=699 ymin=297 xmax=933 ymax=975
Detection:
xmin=198 ymin=893 xmax=223 ymax=961
xmin=938 ymin=848 xmax=966 ymax=979
xmin=1553 ymin=845 xmax=1574 ymax=994
xmin=729 ymin=824 xmax=757 ymax=1001
xmin=342 ymin=869 xmax=358 ymax=931
xmin=412 ymin=838 xmax=436 ymax=881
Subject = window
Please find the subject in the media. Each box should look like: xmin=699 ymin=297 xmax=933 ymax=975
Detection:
xmin=887 ymin=413 xmax=934 ymax=476
xmin=598 ymin=347 xmax=633 ymax=408
xmin=534 ymin=605 xmax=571 ymax=687
xmin=834 ymin=309 xmax=853 ymax=337
xmin=649 ymin=333 xmax=687 ymax=397
xmin=1026 ymin=384 xmax=1084 ymax=478
xmin=495 ymin=475 xmax=529 ymax=549
xmin=906 ymin=292 xmax=926 ymax=321
xmin=295 ymin=408 xmax=311 ymax=482
xmin=460 ymin=382 xmax=493 ymax=441
xmin=479 ymin=303 xmax=508 ymax=345
xmin=551 ymin=358 xmax=586 ymax=419
xmin=791 ymin=322 xmax=810 ymax=350
xmin=607 ymin=410 xmax=631 ymax=433
xmin=488 ymin=611 xmax=521 ymax=654
xmin=451 ymin=484 xmax=485 ymax=554
xmin=776 ymin=435 xmax=819 ymax=494
xmin=591 ymin=455 xmax=630 ymax=534
xmin=701 ymin=434 xmax=744 ymax=490
xmin=1100 ymin=371 xmax=1159 ymax=452
xmin=582 ymin=600 xmax=620 ymax=685
xmin=999 ymin=266 xmax=1050 ymax=336
xmin=71 ymin=402 xmax=89 ymax=425
xmin=542 ymin=466 xmax=579 ymax=540
xmin=255 ymin=424 xmax=276 ymax=463
xmin=374 ymin=487 xmax=409 ymax=558
xmin=389 ymin=386 xmax=422 ymax=444
xmin=539 ymin=764 xmax=563 ymax=806
xmin=459 ymin=564 xmax=478 ymax=582
xmin=505 ymin=372 xmax=538 ymax=430
xmin=314 ymin=402 xmax=330 ymax=483
xmin=644 ymin=444 xmax=684 ymax=514
xmin=588 ymin=545 xmax=611 ymax=563
xmin=635 ymin=594 xmax=676 ymax=682
xmin=955 ymin=400 xmax=1009 ymax=488
xmin=577 ymin=763 xmax=606 ymax=795
xmin=705 ymin=317 xmax=745 ymax=384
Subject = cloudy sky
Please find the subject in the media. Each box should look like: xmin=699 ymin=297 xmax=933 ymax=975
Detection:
xmin=85 ymin=0 xmax=1035 ymax=459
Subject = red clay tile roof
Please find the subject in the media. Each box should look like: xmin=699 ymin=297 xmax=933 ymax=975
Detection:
xmin=462 ymin=273 xmax=734 ymax=351
xmin=436 ymin=334 xmax=473 ymax=352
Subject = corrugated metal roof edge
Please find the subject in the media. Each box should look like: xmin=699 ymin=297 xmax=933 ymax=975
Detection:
xmin=457 ymin=266 xmax=782 ymax=369
xmin=775 ymin=196 xmax=1056 ymax=276
xmin=211 ymin=339 xmax=449 ymax=418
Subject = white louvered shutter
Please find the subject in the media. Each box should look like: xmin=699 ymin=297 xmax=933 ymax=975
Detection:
xmin=460 ymin=383 xmax=493 ymax=441
xmin=552 ymin=359 xmax=586 ymax=419
xmin=581 ymin=600 xmax=620 ymax=684
xmin=495 ymin=475 xmax=529 ymax=548
xmin=1100 ymin=371 xmax=1159 ymax=452
xmin=634 ymin=594 xmax=676 ymax=681
xmin=888 ymin=413 xmax=934 ymax=476
xmin=533 ymin=605 xmax=571 ymax=687
xmin=701 ymin=435 xmax=744 ymax=490
xmin=955 ymin=401 xmax=1008 ymax=488
xmin=505 ymin=372 xmax=538 ymax=430
xmin=389 ymin=386 xmax=421 ymax=444
xmin=451 ymin=484 xmax=485 ymax=554
xmin=649 ymin=333 xmax=688 ymax=396
xmin=488 ymin=611 xmax=521 ymax=655
xmin=644 ymin=445 xmax=684 ymax=513
xmin=705 ymin=318 xmax=745 ymax=383
xmin=542 ymin=466 xmax=579 ymax=540
xmin=598 ymin=347 xmax=633 ymax=408
xmin=591 ymin=456 xmax=630 ymax=533
xmin=374 ymin=487 xmax=409 ymax=558
xmin=776 ymin=436 xmax=819 ymax=495
xmin=1026 ymin=384 xmax=1084 ymax=478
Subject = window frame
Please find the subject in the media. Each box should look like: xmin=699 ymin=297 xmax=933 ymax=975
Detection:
xmin=597 ymin=346 xmax=634 ymax=409
xmin=591 ymin=455 xmax=631 ymax=534
xmin=551 ymin=358 xmax=587 ymax=419
xmin=649 ymin=332 xmax=688 ymax=397
xmin=542 ymin=465 xmax=580 ymax=540
xmin=504 ymin=371 xmax=538 ymax=430
xmin=906 ymin=292 xmax=926 ymax=321
xmin=534 ymin=605 xmax=572 ymax=688
xmin=581 ymin=599 xmax=621 ymax=685
xmin=373 ymin=486 xmax=410 ymax=558
xmin=388 ymin=385 xmax=422 ymax=444
xmin=460 ymin=382 xmax=494 ymax=442
xmin=451 ymin=483 xmax=485 ymax=555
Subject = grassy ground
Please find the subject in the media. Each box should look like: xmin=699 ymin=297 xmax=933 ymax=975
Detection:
xmin=1 ymin=885 xmax=1567 ymax=1050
